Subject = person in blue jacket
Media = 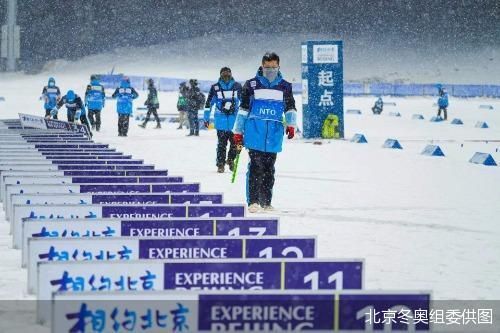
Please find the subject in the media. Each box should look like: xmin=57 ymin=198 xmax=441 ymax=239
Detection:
xmin=204 ymin=67 xmax=243 ymax=173
xmin=51 ymin=90 xmax=92 ymax=136
xmin=85 ymin=75 xmax=106 ymax=132
xmin=372 ymin=96 xmax=383 ymax=115
xmin=42 ymin=77 xmax=61 ymax=119
xmin=437 ymin=87 xmax=449 ymax=120
xmin=111 ymin=77 xmax=139 ymax=137
xmin=232 ymin=52 xmax=297 ymax=213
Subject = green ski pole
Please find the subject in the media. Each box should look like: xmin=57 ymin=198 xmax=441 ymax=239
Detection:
xmin=231 ymin=146 xmax=242 ymax=183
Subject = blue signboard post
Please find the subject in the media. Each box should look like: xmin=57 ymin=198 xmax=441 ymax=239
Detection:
xmin=301 ymin=41 xmax=344 ymax=139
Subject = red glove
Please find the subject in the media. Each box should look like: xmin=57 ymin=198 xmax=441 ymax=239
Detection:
xmin=286 ymin=126 xmax=295 ymax=139
xmin=233 ymin=133 xmax=243 ymax=146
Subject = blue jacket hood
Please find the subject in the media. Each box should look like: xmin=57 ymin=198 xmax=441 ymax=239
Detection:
xmin=120 ymin=80 xmax=130 ymax=88
xmin=218 ymin=78 xmax=235 ymax=90
xmin=66 ymin=90 xmax=75 ymax=101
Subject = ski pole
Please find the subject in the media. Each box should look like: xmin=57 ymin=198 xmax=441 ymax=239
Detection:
xmin=231 ymin=145 xmax=242 ymax=183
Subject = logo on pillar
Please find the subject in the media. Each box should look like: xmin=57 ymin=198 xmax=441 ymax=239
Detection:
xmin=313 ymin=45 xmax=338 ymax=64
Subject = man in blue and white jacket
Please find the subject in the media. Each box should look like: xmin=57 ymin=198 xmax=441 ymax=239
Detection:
xmin=51 ymin=90 xmax=92 ymax=136
xmin=42 ymin=77 xmax=61 ymax=119
xmin=232 ymin=52 xmax=297 ymax=212
xmin=85 ymin=75 xmax=106 ymax=131
xmin=204 ymin=67 xmax=243 ymax=173
xmin=437 ymin=86 xmax=449 ymax=120
xmin=112 ymin=77 xmax=139 ymax=137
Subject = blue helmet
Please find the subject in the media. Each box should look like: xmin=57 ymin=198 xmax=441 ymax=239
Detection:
xmin=66 ymin=90 xmax=75 ymax=102
xmin=48 ymin=77 xmax=55 ymax=87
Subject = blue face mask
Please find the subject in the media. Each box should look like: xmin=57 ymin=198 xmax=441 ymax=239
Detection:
xmin=48 ymin=81 xmax=55 ymax=87
xmin=262 ymin=67 xmax=279 ymax=82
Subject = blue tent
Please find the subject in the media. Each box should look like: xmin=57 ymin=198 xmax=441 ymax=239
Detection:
xmin=469 ymin=152 xmax=497 ymax=166
xmin=421 ymin=145 xmax=445 ymax=157
xmin=351 ymin=134 xmax=368 ymax=143
xmin=475 ymin=121 xmax=489 ymax=128
xmin=383 ymin=139 xmax=403 ymax=149
xmin=451 ymin=118 xmax=463 ymax=125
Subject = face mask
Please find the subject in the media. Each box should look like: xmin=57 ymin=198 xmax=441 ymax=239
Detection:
xmin=48 ymin=82 xmax=55 ymax=87
xmin=262 ymin=67 xmax=279 ymax=82
xmin=221 ymin=73 xmax=232 ymax=83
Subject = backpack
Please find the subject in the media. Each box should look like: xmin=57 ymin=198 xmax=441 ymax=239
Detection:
xmin=177 ymin=95 xmax=187 ymax=111
xmin=195 ymin=91 xmax=206 ymax=110
xmin=151 ymin=94 xmax=159 ymax=106
xmin=147 ymin=88 xmax=159 ymax=107
xmin=321 ymin=114 xmax=340 ymax=139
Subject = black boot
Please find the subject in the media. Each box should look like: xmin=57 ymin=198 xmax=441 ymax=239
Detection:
xmin=227 ymin=160 xmax=234 ymax=172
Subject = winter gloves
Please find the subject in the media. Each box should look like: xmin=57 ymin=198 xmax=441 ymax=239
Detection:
xmin=233 ymin=125 xmax=294 ymax=146
xmin=233 ymin=133 xmax=243 ymax=146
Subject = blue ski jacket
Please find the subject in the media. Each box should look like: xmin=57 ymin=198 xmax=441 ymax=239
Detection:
xmin=438 ymin=92 xmax=449 ymax=108
xmin=232 ymin=68 xmax=297 ymax=153
xmin=85 ymin=79 xmax=106 ymax=111
xmin=112 ymin=80 xmax=139 ymax=115
xmin=42 ymin=77 xmax=61 ymax=110
xmin=204 ymin=79 xmax=242 ymax=131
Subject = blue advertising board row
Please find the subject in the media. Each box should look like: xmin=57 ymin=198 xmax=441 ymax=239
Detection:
xmin=37 ymin=259 xmax=364 ymax=323
xmin=21 ymin=218 xmax=280 ymax=268
xmin=26 ymin=236 xmax=317 ymax=295
xmin=52 ymin=290 xmax=431 ymax=332
xmin=98 ymin=74 xmax=500 ymax=97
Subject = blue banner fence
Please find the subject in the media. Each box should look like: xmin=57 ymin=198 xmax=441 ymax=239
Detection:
xmin=99 ymin=74 xmax=500 ymax=98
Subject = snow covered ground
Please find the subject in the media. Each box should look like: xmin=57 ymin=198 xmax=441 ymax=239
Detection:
xmin=0 ymin=64 xmax=499 ymax=331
